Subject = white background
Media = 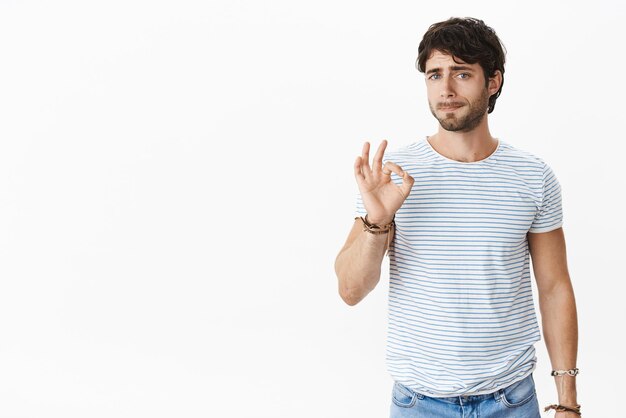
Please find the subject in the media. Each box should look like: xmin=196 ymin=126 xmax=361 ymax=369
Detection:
xmin=1 ymin=0 xmax=624 ymax=417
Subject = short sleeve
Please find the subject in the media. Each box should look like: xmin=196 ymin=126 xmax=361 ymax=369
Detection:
xmin=355 ymin=192 xmax=367 ymax=218
xmin=529 ymin=162 xmax=563 ymax=233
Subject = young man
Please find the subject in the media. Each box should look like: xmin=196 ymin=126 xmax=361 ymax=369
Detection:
xmin=335 ymin=18 xmax=580 ymax=418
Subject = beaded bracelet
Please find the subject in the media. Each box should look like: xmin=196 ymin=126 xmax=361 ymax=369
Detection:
xmin=551 ymin=368 xmax=579 ymax=376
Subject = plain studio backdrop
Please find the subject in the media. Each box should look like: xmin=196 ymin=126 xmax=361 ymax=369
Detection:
xmin=0 ymin=1 xmax=624 ymax=417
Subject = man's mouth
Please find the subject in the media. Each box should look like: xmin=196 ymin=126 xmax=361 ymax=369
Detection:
xmin=439 ymin=104 xmax=463 ymax=111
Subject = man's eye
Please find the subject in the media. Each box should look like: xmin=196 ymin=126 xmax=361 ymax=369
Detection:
xmin=429 ymin=74 xmax=441 ymax=80
xmin=458 ymin=73 xmax=470 ymax=79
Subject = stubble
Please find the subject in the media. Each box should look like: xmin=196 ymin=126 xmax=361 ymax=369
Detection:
xmin=429 ymin=89 xmax=490 ymax=132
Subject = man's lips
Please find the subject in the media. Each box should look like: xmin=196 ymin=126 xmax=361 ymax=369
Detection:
xmin=439 ymin=104 xmax=463 ymax=111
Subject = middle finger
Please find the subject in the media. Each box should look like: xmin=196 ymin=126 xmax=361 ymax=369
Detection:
xmin=372 ymin=139 xmax=388 ymax=172
xmin=361 ymin=141 xmax=371 ymax=173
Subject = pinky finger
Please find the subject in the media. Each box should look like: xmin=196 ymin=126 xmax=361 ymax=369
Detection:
xmin=400 ymin=172 xmax=415 ymax=197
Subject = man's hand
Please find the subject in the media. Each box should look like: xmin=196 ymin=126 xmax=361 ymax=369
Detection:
xmin=354 ymin=140 xmax=414 ymax=224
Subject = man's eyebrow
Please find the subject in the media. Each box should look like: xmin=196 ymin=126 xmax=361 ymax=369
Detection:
xmin=426 ymin=65 xmax=475 ymax=75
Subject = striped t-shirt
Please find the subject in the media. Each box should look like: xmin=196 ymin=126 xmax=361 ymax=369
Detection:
xmin=355 ymin=136 xmax=563 ymax=397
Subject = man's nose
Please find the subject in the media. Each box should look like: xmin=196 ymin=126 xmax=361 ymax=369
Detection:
xmin=440 ymin=77 xmax=455 ymax=97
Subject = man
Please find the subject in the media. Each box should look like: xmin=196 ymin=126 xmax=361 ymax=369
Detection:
xmin=334 ymin=17 xmax=580 ymax=418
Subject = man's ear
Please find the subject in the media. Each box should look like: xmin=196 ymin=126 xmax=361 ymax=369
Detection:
xmin=488 ymin=70 xmax=503 ymax=95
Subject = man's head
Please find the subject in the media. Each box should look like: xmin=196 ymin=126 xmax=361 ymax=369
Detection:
xmin=416 ymin=17 xmax=506 ymax=131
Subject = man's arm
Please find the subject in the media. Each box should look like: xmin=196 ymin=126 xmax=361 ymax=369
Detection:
xmin=335 ymin=140 xmax=413 ymax=306
xmin=334 ymin=218 xmax=394 ymax=306
xmin=528 ymin=227 xmax=579 ymax=411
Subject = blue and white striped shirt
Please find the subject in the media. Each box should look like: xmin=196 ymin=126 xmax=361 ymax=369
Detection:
xmin=355 ymin=137 xmax=563 ymax=397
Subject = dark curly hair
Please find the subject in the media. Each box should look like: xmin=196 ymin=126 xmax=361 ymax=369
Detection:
xmin=415 ymin=17 xmax=506 ymax=114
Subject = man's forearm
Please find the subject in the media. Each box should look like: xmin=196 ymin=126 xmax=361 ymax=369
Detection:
xmin=335 ymin=227 xmax=390 ymax=305
xmin=538 ymin=279 xmax=579 ymax=404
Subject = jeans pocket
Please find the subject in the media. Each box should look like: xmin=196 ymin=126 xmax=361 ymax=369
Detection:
xmin=499 ymin=374 xmax=537 ymax=408
xmin=392 ymin=382 xmax=418 ymax=408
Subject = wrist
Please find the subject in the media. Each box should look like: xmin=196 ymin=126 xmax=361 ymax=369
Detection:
xmin=554 ymin=378 xmax=577 ymax=403
xmin=557 ymin=388 xmax=577 ymax=405
xmin=558 ymin=399 xmax=578 ymax=407
xmin=558 ymin=398 xmax=578 ymax=405
xmin=366 ymin=214 xmax=395 ymax=225
xmin=356 ymin=215 xmax=395 ymax=236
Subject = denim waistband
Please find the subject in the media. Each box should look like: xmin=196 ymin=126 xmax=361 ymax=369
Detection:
xmin=395 ymin=372 xmax=534 ymax=405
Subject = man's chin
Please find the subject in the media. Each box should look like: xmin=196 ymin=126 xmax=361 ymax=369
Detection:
xmin=440 ymin=124 xmax=464 ymax=132
xmin=437 ymin=117 xmax=462 ymax=132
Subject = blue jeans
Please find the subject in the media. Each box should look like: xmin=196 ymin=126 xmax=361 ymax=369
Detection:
xmin=390 ymin=373 xmax=541 ymax=418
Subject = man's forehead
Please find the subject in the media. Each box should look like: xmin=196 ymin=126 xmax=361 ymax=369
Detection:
xmin=425 ymin=50 xmax=476 ymax=70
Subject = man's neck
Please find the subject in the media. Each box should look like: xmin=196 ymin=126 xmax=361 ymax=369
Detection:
xmin=428 ymin=122 xmax=498 ymax=163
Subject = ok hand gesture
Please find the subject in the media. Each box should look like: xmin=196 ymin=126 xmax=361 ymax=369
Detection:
xmin=354 ymin=140 xmax=414 ymax=225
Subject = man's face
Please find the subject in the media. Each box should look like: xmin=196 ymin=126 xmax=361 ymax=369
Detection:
xmin=424 ymin=50 xmax=496 ymax=132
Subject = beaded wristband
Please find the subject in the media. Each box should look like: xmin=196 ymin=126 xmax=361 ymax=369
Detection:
xmin=551 ymin=368 xmax=579 ymax=377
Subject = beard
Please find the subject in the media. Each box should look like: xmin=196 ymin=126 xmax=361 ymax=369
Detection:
xmin=429 ymin=89 xmax=490 ymax=132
